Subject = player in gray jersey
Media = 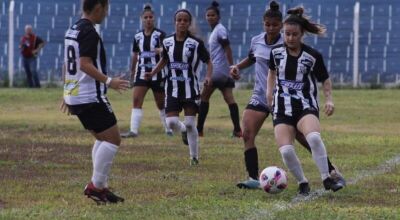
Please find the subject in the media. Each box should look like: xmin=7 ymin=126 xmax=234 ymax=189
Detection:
xmin=230 ymin=1 xmax=345 ymax=194
xmin=196 ymin=1 xmax=242 ymax=138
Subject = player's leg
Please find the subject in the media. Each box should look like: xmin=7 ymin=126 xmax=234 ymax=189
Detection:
xmin=165 ymin=97 xmax=187 ymax=144
xmin=197 ymin=84 xmax=216 ymax=136
xmin=184 ymin=103 xmax=199 ymax=165
xmin=121 ymin=85 xmax=149 ymax=138
xmin=152 ymin=84 xmax=173 ymax=136
xmin=295 ymin=131 xmax=346 ymax=186
xmin=221 ymin=86 xmax=241 ymax=137
xmin=236 ymin=108 xmax=267 ymax=189
xmin=297 ymin=114 xmax=343 ymax=192
xmin=275 ymin=121 xmax=310 ymax=196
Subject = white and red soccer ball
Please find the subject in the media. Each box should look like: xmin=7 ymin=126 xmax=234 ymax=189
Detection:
xmin=259 ymin=166 xmax=288 ymax=194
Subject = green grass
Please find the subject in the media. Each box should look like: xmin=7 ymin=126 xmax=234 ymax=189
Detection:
xmin=0 ymin=88 xmax=399 ymax=219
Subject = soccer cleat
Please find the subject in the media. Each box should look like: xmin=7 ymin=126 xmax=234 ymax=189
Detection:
xmin=103 ymin=188 xmax=125 ymax=203
xmin=84 ymin=182 xmax=107 ymax=205
xmin=181 ymin=131 xmax=188 ymax=145
xmin=120 ymin=131 xmax=138 ymax=138
xmin=330 ymin=166 xmax=346 ymax=186
xmin=236 ymin=178 xmax=260 ymax=189
xmin=165 ymin=130 xmax=174 ymax=137
xmin=298 ymin=182 xmax=310 ymax=196
xmin=323 ymin=177 xmax=343 ymax=192
xmin=231 ymin=129 xmax=243 ymax=138
xmin=190 ymin=157 xmax=199 ymax=166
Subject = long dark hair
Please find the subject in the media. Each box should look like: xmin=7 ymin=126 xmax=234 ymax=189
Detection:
xmin=264 ymin=1 xmax=282 ymax=21
xmin=284 ymin=6 xmax=326 ymax=36
xmin=82 ymin=0 xmax=108 ymax=13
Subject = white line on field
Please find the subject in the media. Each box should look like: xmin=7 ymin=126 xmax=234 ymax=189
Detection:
xmin=246 ymin=155 xmax=400 ymax=220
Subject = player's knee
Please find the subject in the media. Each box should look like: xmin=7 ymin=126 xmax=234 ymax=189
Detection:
xmin=305 ymin=132 xmax=322 ymax=148
xmin=184 ymin=116 xmax=196 ymax=131
xmin=242 ymin=129 xmax=253 ymax=143
xmin=166 ymin=117 xmax=180 ymax=130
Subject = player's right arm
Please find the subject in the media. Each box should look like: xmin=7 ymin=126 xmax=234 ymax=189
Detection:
xmin=130 ymin=52 xmax=138 ymax=79
xmin=230 ymin=57 xmax=255 ymax=80
xmin=80 ymin=57 xmax=129 ymax=93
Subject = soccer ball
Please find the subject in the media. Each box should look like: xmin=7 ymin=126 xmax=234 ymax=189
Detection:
xmin=259 ymin=166 xmax=288 ymax=194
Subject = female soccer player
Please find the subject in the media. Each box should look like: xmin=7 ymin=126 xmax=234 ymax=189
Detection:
xmin=267 ymin=6 xmax=343 ymax=195
xmin=121 ymin=5 xmax=172 ymax=138
xmin=231 ymin=1 xmax=345 ymax=192
xmin=61 ymin=0 xmax=129 ymax=204
xmin=145 ymin=9 xmax=212 ymax=165
xmin=196 ymin=1 xmax=242 ymax=138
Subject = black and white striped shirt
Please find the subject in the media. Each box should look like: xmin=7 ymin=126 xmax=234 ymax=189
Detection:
xmin=64 ymin=18 xmax=108 ymax=105
xmin=133 ymin=28 xmax=166 ymax=81
xmin=269 ymin=43 xmax=329 ymax=116
xmin=162 ymin=34 xmax=210 ymax=99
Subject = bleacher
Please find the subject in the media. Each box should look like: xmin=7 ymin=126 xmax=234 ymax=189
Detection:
xmin=0 ymin=0 xmax=399 ymax=84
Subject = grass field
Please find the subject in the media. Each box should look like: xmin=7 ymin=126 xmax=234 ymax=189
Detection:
xmin=0 ymin=88 xmax=399 ymax=219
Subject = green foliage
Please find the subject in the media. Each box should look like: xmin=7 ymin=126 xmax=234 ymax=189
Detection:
xmin=0 ymin=88 xmax=399 ymax=219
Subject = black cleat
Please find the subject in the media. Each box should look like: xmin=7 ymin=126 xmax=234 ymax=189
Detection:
xmin=121 ymin=131 xmax=138 ymax=138
xmin=104 ymin=188 xmax=124 ymax=203
xmin=298 ymin=182 xmax=310 ymax=196
xmin=330 ymin=166 xmax=346 ymax=186
xmin=323 ymin=177 xmax=343 ymax=192
xmin=181 ymin=131 xmax=188 ymax=145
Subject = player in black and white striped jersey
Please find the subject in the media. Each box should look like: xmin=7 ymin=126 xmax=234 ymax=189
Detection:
xmin=121 ymin=4 xmax=172 ymax=138
xmin=145 ymin=9 xmax=212 ymax=166
xmin=267 ymin=6 xmax=343 ymax=195
xmin=61 ymin=0 xmax=129 ymax=204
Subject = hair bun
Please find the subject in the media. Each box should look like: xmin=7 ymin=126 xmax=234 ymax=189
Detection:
xmin=211 ymin=1 xmax=219 ymax=8
xmin=143 ymin=4 xmax=152 ymax=10
xmin=287 ymin=7 xmax=304 ymax=16
xmin=269 ymin=1 xmax=279 ymax=11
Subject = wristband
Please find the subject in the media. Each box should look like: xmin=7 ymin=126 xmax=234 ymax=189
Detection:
xmin=105 ymin=77 xmax=112 ymax=87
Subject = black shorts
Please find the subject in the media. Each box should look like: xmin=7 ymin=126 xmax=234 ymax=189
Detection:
xmin=273 ymin=109 xmax=319 ymax=127
xmin=68 ymin=101 xmax=117 ymax=133
xmin=165 ymin=96 xmax=199 ymax=114
xmin=212 ymin=77 xmax=235 ymax=90
xmin=133 ymin=78 xmax=165 ymax=93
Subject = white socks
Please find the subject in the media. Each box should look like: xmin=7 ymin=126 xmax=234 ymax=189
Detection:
xmin=184 ymin=116 xmax=198 ymax=159
xmin=130 ymin=108 xmax=143 ymax=134
xmin=306 ymin=132 xmax=330 ymax=180
xmin=91 ymin=141 xmax=118 ymax=189
xmin=92 ymin=140 xmax=102 ymax=167
xmin=166 ymin=116 xmax=186 ymax=133
xmin=279 ymin=145 xmax=308 ymax=184
xmin=159 ymin=109 xmax=172 ymax=133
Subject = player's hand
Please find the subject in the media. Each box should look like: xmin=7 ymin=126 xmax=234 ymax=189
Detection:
xmin=230 ymin=65 xmax=240 ymax=80
xmin=109 ymin=77 xmax=130 ymax=94
xmin=59 ymin=99 xmax=70 ymax=115
xmin=203 ymin=76 xmax=212 ymax=87
xmin=154 ymin=47 xmax=163 ymax=55
xmin=324 ymin=101 xmax=335 ymax=116
xmin=144 ymin=72 xmax=153 ymax=81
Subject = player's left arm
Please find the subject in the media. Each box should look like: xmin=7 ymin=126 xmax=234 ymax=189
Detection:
xmin=222 ymin=43 xmax=233 ymax=66
xmin=322 ymin=78 xmax=334 ymax=116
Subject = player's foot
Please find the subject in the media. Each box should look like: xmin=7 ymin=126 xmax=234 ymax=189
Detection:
xmin=181 ymin=131 xmax=188 ymax=145
xmin=298 ymin=182 xmax=310 ymax=196
xmin=84 ymin=182 xmax=107 ymax=205
xmin=231 ymin=129 xmax=242 ymax=138
xmin=190 ymin=157 xmax=199 ymax=166
xmin=323 ymin=177 xmax=343 ymax=192
xmin=236 ymin=178 xmax=260 ymax=189
xmin=120 ymin=131 xmax=138 ymax=138
xmin=165 ymin=130 xmax=173 ymax=137
xmin=103 ymin=188 xmax=124 ymax=203
xmin=330 ymin=166 xmax=346 ymax=186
